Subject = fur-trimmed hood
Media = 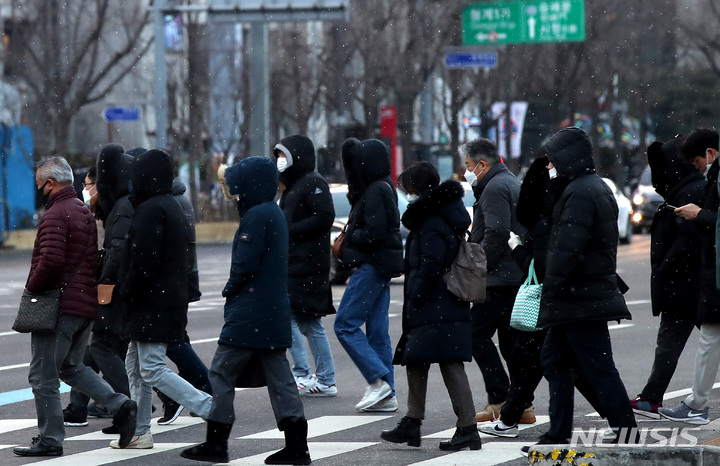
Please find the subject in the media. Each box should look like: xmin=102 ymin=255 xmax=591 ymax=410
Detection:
xmin=218 ymin=156 xmax=278 ymax=215
xmin=401 ymin=179 xmax=470 ymax=233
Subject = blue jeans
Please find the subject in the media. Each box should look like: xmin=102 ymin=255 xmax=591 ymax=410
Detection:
xmin=289 ymin=314 xmax=336 ymax=386
xmin=334 ymin=263 xmax=394 ymax=393
xmin=125 ymin=340 xmax=212 ymax=435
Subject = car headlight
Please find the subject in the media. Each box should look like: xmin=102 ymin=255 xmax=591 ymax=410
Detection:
xmin=632 ymin=194 xmax=644 ymax=205
xmin=632 ymin=212 xmax=643 ymax=223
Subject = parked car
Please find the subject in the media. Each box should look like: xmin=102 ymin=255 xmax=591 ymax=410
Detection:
xmin=329 ymin=183 xmax=409 ymax=285
xmin=630 ymin=165 xmax=663 ymax=234
xmin=602 ymin=177 xmax=633 ymax=244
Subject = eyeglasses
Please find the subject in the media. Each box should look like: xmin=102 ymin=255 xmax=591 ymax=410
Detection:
xmin=82 ymin=182 xmax=95 ymax=188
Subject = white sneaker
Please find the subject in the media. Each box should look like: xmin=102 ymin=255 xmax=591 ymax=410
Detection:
xmin=295 ymin=374 xmax=316 ymax=391
xmin=300 ymin=382 xmax=338 ymax=397
xmin=359 ymin=395 xmax=398 ymax=412
xmin=355 ymin=380 xmax=392 ymax=411
xmin=479 ymin=420 xmax=518 ymax=438
xmin=110 ymin=432 xmax=153 ymax=449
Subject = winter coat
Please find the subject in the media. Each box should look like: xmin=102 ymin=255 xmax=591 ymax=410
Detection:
xmin=538 ymin=127 xmax=631 ymax=327
xmin=393 ymin=180 xmax=472 ymax=365
xmin=341 ymin=138 xmax=403 ymax=279
xmin=121 ymin=150 xmax=193 ymax=343
xmin=26 ymin=186 xmax=98 ymax=320
xmin=469 ymin=162 xmax=525 ymax=287
xmin=219 ymin=156 xmax=292 ymax=349
xmin=277 ymin=135 xmax=336 ymax=317
xmin=172 ymin=177 xmax=201 ymax=302
xmin=94 ymin=146 xmax=134 ymax=333
xmin=696 ymin=158 xmax=720 ymax=323
xmin=647 ymin=138 xmax=705 ymax=318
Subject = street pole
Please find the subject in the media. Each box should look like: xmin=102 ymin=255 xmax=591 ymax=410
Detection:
xmin=154 ymin=0 xmax=168 ymax=150
xmin=248 ymin=22 xmax=269 ymax=158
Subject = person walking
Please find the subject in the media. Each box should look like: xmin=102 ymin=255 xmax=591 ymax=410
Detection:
xmin=181 ymin=157 xmax=310 ymax=465
xmin=527 ymin=126 xmax=636 ymax=450
xmin=275 ymin=134 xmax=338 ymax=397
xmin=334 ymin=138 xmax=403 ymax=412
xmin=381 ymin=163 xmax=481 ymax=451
xmin=630 ymin=136 xmax=704 ymax=418
xmin=659 ymin=128 xmax=720 ymax=424
xmin=462 ymin=138 xmax=528 ymax=423
xmin=117 ymin=149 xmax=212 ymax=449
xmin=13 ymin=156 xmax=137 ymax=457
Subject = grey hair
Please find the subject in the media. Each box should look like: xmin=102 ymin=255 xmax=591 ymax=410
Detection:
xmin=462 ymin=138 xmax=501 ymax=165
xmin=36 ymin=156 xmax=73 ymax=185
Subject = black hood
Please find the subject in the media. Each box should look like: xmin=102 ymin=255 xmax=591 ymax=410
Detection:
xmin=275 ymin=134 xmax=316 ymax=187
xmin=647 ymin=136 xmax=697 ymax=199
xmin=401 ymin=179 xmax=470 ymax=234
xmin=96 ymin=143 xmax=134 ymax=222
xmin=543 ymin=126 xmax=595 ymax=180
xmin=131 ymin=149 xmax=174 ymax=206
xmin=342 ymin=138 xmax=392 ymax=205
xmin=172 ymin=177 xmax=186 ymax=196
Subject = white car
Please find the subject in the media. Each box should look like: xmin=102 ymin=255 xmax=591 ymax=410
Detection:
xmin=603 ymin=177 xmax=633 ymax=244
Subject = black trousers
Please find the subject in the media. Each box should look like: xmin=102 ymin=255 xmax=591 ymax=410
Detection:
xmin=498 ymin=328 xmax=546 ymax=425
xmin=470 ymin=286 xmax=518 ymax=405
xmin=640 ymin=312 xmax=696 ymax=403
xmin=541 ymin=322 xmax=636 ymax=442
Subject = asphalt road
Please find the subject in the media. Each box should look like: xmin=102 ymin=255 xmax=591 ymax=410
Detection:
xmin=0 ymin=235 xmax=719 ymax=465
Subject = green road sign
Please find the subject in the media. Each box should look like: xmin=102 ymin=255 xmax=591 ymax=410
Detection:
xmin=462 ymin=0 xmax=585 ymax=46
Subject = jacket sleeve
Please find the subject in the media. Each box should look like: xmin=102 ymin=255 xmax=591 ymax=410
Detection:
xmin=222 ymin=208 xmax=267 ymax=298
xmin=288 ymin=183 xmax=335 ymax=240
xmin=658 ymin=187 xmax=704 ymax=280
xmin=122 ymin=205 xmax=164 ymax=300
xmin=543 ymin=190 xmax=595 ymax=293
xmin=478 ymin=183 xmax=513 ymax=271
xmin=100 ymin=201 xmax=133 ymax=284
xmin=26 ymin=213 xmax=68 ymax=292
xmin=348 ymin=184 xmax=391 ymax=248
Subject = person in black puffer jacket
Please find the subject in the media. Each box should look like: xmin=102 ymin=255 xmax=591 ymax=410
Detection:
xmin=381 ymin=162 xmax=481 ymax=452
xmin=334 ymin=138 xmax=403 ymax=413
xmin=629 ymin=136 xmax=704 ymax=418
xmin=533 ymin=126 xmax=637 ymax=447
xmin=275 ymin=134 xmax=338 ymax=397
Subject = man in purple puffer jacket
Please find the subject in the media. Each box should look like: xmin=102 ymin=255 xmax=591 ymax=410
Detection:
xmin=13 ymin=156 xmax=137 ymax=458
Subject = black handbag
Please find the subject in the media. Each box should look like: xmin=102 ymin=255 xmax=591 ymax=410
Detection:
xmin=12 ymin=289 xmax=62 ymax=333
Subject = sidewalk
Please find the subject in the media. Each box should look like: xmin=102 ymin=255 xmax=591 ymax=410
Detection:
xmin=3 ymin=222 xmax=238 ymax=250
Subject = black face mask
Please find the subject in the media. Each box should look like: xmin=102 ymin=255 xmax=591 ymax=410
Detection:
xmin=37 ymin=180 xmax=50 ymax=206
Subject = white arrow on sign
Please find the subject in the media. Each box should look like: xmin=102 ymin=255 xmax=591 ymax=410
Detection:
xmin=528 ymin=17 xmax=536 ymax=39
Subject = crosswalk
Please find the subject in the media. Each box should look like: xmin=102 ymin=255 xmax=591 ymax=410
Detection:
xmin=0 ymin=414 xmax=547 ymax=465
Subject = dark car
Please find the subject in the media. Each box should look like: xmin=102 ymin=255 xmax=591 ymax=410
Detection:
xmin=631 ymin=165 xmax=663 ymax=234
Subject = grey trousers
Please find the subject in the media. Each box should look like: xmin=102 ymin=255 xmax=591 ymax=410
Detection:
xmin=207 ymin=344 xmax=305 ymax=427
xmin=406 ymin=362 xmax=477 ymax=428
xmin=29 ymin=314 xmax=129 ymax=447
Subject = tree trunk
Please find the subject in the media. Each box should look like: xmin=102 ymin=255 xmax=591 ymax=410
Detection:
xmin=187 ymin=18 xmax=207 ymax=221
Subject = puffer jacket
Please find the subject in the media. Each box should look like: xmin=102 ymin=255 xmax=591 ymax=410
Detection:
xmin=393 ymin=180 xmax=472 ymax=365
xmin=218 ymin=156 xmax=292 ymax=349
xmin=647 ymin=137 xmax=705 ymax=318
xmin=277 ymin=134 xmax=336 ymax=316
xmin=538 ymin=126 xmax=631 ymax=327
xmin=697 ymin=158 xmax=720 ymax=323
xmin=26 ymin=186 xmax=98 ymax=319
xmin=121 ymin=149 xmax=193 ymax=343
xmin=341 ymin=138 xmax=403 ymax=279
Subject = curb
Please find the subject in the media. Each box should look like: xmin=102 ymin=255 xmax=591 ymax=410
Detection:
xmin=528 ymin=444 xmax=720 ymax=465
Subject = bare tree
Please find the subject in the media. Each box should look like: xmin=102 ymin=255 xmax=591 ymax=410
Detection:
xmin=5 ymin=0 xmax=152 ymax=155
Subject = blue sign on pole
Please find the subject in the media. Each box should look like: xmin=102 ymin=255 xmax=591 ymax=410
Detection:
xmin=103 ymin=107 xmax=141 ymax=122
xmin=444 ymin=52 xmax=498 ymax=69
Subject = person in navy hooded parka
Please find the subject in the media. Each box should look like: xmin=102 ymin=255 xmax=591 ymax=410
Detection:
xmin=181 ymin=156 xmax=310 ymax=466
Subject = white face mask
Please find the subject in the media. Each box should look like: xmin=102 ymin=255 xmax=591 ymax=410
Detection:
xmin=82 ymin=188 xmax=93 ymax=205
xmin=464 ymin=165 xmax=484 ymax=186
xmin=277 ymin=157 xmax=288 ymax=173
xmin=548 ymin=167 xmax=557 ymax=179
xmin=406 ymin=194 xmax=419 ymax=203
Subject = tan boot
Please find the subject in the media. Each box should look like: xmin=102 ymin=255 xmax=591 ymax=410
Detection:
xmin=475 ymin=402 xmax=505 ymax=422
xmin=518 ymin=406 xmax=536 ymax=424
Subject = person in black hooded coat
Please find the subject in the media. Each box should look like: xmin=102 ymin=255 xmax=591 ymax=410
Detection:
xmin=629 ymin=136 xmax=704 ymax=418
xmin=380 ymin=163 xmax=481 ymax=452
xmin=534 ymin=126 xmax=637 ymax=446
xmin=275 ymin=134 xmax=337 ymax=396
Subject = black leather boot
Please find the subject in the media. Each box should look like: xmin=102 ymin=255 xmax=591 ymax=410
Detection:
xmin=439 ymin=425 xmax=482 ymax=451
xmin=180 ymin=420 xmax=233 ymax=463
xmin=380 ymin=417 xmax=422 ymax=447
xmin=265 ymin=418 xmax=311 ymax=465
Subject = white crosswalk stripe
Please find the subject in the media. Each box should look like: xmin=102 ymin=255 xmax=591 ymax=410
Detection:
xmin=67 ymin=416 xmax=205 ymax=441
xmin=29 ymin=443 xmax=194 ymax=465
xmin=412 ymin=441 xmax=527 ymax=465
xmin=240 ymin=415 xmax=393 ymax=439
xmin=228 ymin=441 xmax=377 ymax=465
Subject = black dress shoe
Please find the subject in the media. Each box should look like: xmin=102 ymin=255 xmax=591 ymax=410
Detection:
xmin=13 ymin=436 xmax=63 ymax=457
xmin=102 ymin=424 xmax=120 ymax=435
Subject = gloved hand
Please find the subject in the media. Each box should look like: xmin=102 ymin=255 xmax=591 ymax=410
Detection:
xmin=508 ymin=231 xmax=522 ymax=250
